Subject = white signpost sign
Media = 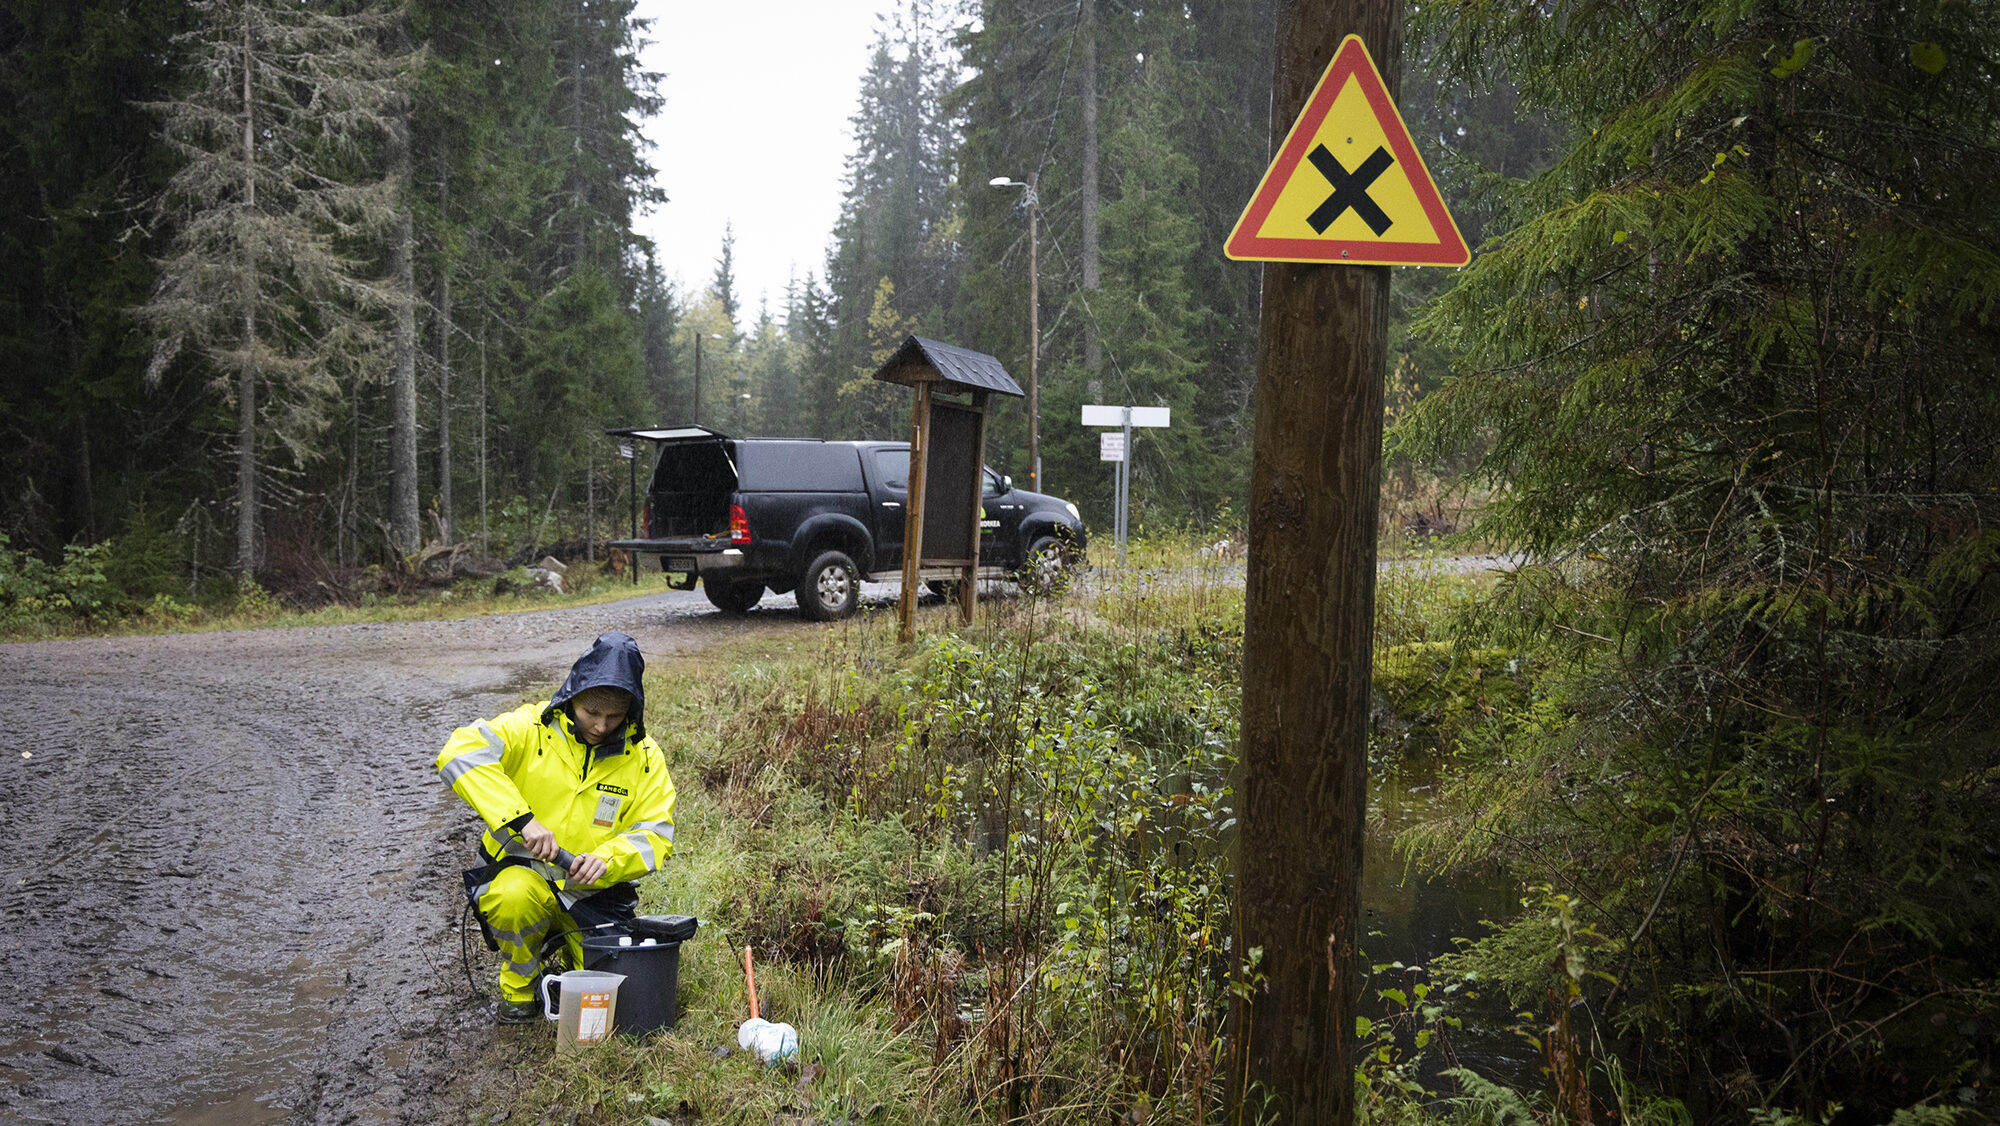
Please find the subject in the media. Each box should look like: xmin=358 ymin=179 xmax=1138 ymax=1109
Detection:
xmin=1081 ymin=405 xmax=1170 ymax=428
xmin=1081 ymin=404 xmax=1170 ymax=563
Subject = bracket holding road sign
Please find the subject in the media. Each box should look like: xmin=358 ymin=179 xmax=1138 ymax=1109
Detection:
xmin=1225 ymin=35 xmax=1468 ymax=267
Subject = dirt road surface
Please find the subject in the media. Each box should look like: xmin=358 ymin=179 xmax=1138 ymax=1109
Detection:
xmin=0 ymin=585 xmax=849 ymax=1126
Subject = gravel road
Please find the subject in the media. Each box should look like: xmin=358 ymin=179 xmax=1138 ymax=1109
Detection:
xmin=0 ymin=583 xmax=860 ymax=1126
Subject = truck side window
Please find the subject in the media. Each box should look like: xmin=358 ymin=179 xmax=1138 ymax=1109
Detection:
xmin=983 ymin=468 xmax=1004 ymax=497
xmin=874 ymin=450 xmax=910 ymax=493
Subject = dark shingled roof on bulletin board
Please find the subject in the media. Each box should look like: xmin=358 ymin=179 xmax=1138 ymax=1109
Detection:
xmin=871 ymin=336 xmax=1024 ymax=398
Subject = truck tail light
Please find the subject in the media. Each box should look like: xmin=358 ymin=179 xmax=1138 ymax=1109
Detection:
xmin=642 ymin=499 xmax=653 ymax=539
xmin=729 ymin=504 xmax=751 ymax=546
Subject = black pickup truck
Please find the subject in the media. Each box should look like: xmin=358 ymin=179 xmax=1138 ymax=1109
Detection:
xmin=607 ymin=427 xmax=1087 ymax=620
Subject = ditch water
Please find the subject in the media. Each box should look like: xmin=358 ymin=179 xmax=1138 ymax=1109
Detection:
xmin=1360 ymin=763 xmax=1542 ymax=1095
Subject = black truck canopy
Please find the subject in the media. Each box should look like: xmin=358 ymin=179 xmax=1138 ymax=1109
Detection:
xmin=603 ymin=427 xmax=869 ymax=493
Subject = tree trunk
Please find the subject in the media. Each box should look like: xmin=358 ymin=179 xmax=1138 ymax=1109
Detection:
xmin=235 ymin=8 xmax=259 ymax=578
xmin=1229 ymin=2 xmax=1398 ymax=1122
xmin=388 ymin=114 xmax=420 ymax=556
xmin=344 ymin=375 xmax=360 ymax=570
xmin=478 ymin=316 xmax=489 ymax=560
xmin=1079 ymin=0 xmax=1101 ymax=377
xmin=434 ymin=164 xmax=454 ymax=547
xmin=236 ymin=325 xmax=259 ymax=577
xmin=76 ymin=415 xmax=95 ymax=541
xmin=569 ymin=1 xmax=587 ymax=272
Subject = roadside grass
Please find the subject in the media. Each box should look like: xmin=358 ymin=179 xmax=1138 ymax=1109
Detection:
xmin=496 ymin=539 xmax=1506 ymax=1125
xmin=0 ymin=560 xmax=671 ymax=642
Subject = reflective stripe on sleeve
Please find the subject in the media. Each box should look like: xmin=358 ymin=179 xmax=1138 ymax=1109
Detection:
xmin=626 ymin=818 xmax=674 ymax=842
xmin=620 ymin=834 xmax=656 ymax=870
xmin=440 ymin=722 xmax=507 ymax=787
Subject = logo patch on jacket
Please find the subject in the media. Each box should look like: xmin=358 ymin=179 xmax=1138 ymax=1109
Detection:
xmin=596 ymin=783 xmax=629 ymax=796
xmin=593 ymin=792 xmax=622 ymax=828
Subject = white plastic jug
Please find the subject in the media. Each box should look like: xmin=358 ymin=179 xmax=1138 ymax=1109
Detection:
xmin=541 ymin=969 xmax=626 ymax=1053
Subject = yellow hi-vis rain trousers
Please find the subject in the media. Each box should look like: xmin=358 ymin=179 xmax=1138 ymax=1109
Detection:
xmin=478 ymin=865 xmax=579 ymax=1003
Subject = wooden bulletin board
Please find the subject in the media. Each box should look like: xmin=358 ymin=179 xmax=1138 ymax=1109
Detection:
xmin=921 ymin=403 xmax=982 ymax=563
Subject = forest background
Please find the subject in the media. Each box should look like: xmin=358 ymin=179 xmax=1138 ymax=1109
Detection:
xmin=0 ymin=0 xmax=1536 ymax=597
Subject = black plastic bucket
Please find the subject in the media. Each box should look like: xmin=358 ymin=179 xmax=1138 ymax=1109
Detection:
xmin=581 ymin=935 xmax=681 ymax=1034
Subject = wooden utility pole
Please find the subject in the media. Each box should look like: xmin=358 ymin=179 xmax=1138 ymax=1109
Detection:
xmin=1026 ymin=173 xmax=1040 ymax=492
xmin=1230 ymin=2 xmax=1399 ymax=1122
xmin=1079 ymin=0 xmax=1100 ymax=378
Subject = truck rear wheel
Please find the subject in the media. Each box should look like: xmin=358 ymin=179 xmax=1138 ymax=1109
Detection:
xmin=797 ymin=550 xmax=859 ymax=621
xmin=703 ymin=578 xmax=765 ymax=614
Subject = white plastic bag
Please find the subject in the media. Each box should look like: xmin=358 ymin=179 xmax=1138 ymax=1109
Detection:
xmin=736 ymin=1016 xmax=798 ymax=1064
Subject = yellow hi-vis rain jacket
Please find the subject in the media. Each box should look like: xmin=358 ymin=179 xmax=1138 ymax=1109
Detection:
xmin=435 ymin=699 xmax=676 ymax=895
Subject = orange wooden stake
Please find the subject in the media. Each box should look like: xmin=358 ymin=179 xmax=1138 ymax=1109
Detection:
xmin=743 ymin=944 xmax=759 ymax=1020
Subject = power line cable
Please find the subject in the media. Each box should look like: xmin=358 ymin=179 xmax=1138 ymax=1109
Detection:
xmin=1034 ymin=0 xmax=1086 ymax=183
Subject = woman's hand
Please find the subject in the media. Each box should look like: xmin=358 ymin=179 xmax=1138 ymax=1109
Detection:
xmin=519 ymin=817 xmax=559 ymax=861
xmin=567 ymin=852 xmax=609 ymax=887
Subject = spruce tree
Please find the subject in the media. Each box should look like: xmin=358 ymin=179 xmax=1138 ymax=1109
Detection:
xmin=785 ymin=273 xmax=839 ymax=439
xmin=713 ymin=223 xmax=741 ymax=331
xmin=955 ymin=0 xmax=1263 ymax=521
xmin=824 ymin=0 xmax=960 ymax=438
xmin=136 ymin=0 xmax=406 ymax=577
xmin=638 ymin=258 xmax=683 ymax=425
xmin=1402 ymin=0 xmax=2000 ymax=1113
xmin=0 ymin=0 xmax=191 ymax=553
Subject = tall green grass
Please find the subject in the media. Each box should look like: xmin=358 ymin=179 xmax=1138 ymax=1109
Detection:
xmin=486 ymin=540 xmax=1517 ymax=1124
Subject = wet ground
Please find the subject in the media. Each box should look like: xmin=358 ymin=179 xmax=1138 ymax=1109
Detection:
xmin=0 ymin=582 xmax=873 ymax=1126
xmin=0 ymin=559 xmax=1522 ymax=1125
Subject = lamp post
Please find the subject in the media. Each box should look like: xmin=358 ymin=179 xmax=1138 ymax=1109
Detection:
xmin=989 ymin=174 xmax=1039 ymax=492
xmin=693 ymin=331 xmax=722 ymax=426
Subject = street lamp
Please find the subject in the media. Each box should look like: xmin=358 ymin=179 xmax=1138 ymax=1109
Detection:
xmin=989 ymin=174 xmax=1040 ymax=492
xmin=737 ymin=391 xmax=751 ymax=432
xmin=693 ymin=331 xmax=722 ymax=426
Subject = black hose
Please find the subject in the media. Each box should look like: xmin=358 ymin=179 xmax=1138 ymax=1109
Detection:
xmin=460 ymin=900 xmax=483 ymax=997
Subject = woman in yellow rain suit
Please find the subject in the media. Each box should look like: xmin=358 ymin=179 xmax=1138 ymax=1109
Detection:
xmin=436 ymin=631 xmax=677 ymax=1022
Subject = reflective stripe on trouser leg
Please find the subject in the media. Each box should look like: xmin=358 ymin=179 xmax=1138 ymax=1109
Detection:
xmin=478 ymin=864 xmax=578 ymax=1002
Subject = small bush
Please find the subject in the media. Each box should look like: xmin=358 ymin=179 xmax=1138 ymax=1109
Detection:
xmin=0 ymin=532 xmax=120 ymax=627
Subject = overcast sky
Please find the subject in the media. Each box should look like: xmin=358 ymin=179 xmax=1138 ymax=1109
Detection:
xmin=632 ymin=1 xmax=903 ymax=320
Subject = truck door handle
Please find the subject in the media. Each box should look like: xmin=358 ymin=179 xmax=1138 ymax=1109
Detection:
xmin=881 ymin=501 xmax=901 ymax=508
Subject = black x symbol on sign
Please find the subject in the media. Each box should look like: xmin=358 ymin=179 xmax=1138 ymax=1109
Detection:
xmin=1306 ymin=143 xmax=1395 ymax=236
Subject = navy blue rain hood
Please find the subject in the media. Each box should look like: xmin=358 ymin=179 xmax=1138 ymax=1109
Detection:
xmin=543 ymin=631 xmax=647 ymax=742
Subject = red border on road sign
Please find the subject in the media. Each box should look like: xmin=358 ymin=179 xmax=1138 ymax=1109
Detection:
xmin=1225 ymin=36 xmax=1469 ymax=266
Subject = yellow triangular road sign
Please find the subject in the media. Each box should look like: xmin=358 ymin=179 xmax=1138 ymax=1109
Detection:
xmin=1226 ymin=36 xmax=1469 ymax=267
